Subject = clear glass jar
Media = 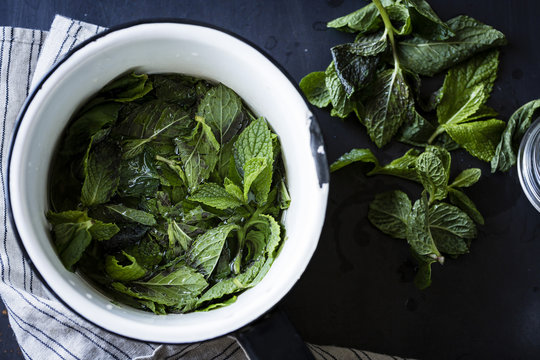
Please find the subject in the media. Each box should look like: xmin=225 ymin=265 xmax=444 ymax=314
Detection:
xmin=518 ymin=118 xmax=540 ymax=212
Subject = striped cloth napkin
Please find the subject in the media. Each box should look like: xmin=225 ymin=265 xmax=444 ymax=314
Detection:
xmin=0 ymin=15 xmax=411 ymax=360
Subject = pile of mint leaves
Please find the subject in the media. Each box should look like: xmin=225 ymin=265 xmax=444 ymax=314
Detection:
xmin=300 ymin=0 xmax=540 ymax=288
xmin=47 ymin=73 xmax=290 ymax=314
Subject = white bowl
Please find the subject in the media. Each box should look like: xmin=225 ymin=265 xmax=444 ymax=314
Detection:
xmin=7 ymin=21 xmax=329 ymax=343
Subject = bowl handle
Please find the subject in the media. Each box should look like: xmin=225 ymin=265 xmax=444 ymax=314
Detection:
xmin=233 ymin=307 xmax=315 ymax=360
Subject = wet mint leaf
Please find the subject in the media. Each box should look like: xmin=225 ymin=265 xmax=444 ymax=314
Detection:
xmin=444 ymin=119 xmax=506 ymax=162
xmin=198 ymin=83 xmax=244 ymax=144
xmin=52 ymin=221 xmax=93 ymax=271
xmin=330 ymin=148 xmax=379 ymax=172
xmin=428 ymin=202 xmax=476 ymax=255
xmin=325 ymin=62 xmax=355 ymax=118
xmin=406 ymin=192 xmax=441 ymax=258
xmin=189 ymin=183 xmax=244 ymax=210
xmin=403 ymin=0 xmax=453 ymax=40
xmin=415 ymin=146 xmax=450 ymax=202
xmin=100 ymin=72 xmax=153 ymax=102
xmin=106 ymin=204 xmax=156 ymax=226
xmin=187 ymin=224 xmax=239 ymax=277
xmin=449 ymin=168 xmax=481 ymax=188
xmin=105 ymin=251 xmax=146 ymax=281
xmin=81 ymin=141 xmax=120 ymax=206
xmin=327 ymin=2 xmax=383 ymax=34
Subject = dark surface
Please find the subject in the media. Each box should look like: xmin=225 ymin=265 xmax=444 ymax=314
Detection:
xmin=235 ymin=308 xmax=315 ymax=360
xmin=1 ymin=1 xmax=540 ymax=359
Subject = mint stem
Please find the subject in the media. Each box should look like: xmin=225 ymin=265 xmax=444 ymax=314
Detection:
xmin=427 ymin=126 xmax=445 ymax=144
xmin=372 ymin=0 xmax=400 ymax=68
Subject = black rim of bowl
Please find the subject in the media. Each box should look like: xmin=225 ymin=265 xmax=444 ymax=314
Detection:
xmin=5 ymin=18 xmax=329 ymax=343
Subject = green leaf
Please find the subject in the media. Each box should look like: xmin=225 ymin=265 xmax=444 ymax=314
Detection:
xmin=259 ymin=214 xmax=282 ymax=257
xmin=386 ymin=4 xmax=412 ymax=35
xmin=397 ymin=15 xmax=506 ymax=76
xmin=406 ymin=192 xmax=441 ymax=258
xmin=362 ymin=67 xmax=411 ymax=147
xmin=243 ymin=157 xmax=272 ymax=204
xmin=88 ymin=222 xmax=119 ymax=241
xmin=330 ymin=32 xmax=387 ymax=96
xmin=127 ymin=237 xmax=163 ymax=267
xmin=368 ymin=190 xmax=412 ymax=239
xmin=100 ymin=72 xmax=153 ymax=102
xmin=187 ymin=224 xmax=239 ymax=277
xmin=415 ymin=147 xmax=450 ymax=202
xmin=437 ymin=51 xmax=499 ymax=126
xmin=491 ymin=99 xmax=540 ymax=172
xmin=234 ymin=117 xmax=273 ymax=174
xmin=448 ymin=188 xmax=484 ymax=225
xmin=118 ymin=151 xmax=161 ymax=197
xmin=198 ymin=83 xmax=244 ymax=144
xmin=105 ymin=252 xmax=146 ymax=281
xmin=278 ymin=180 xmax=291 ymax=210
xmin=327 ymin=3 xmax=383 ymax=34
xmin=151 ymin=74 xmax=201 ymax=106
xmin=46 ymin=210 xmax=88 ymax=225
xmin=325 ymin=62 xmax=355 ymax=118
xmin=429 ymin=202 xmax=476 ymax=255
xmin=299 ymin=71 xmax=331 ymax=108
xmin=449 ymin=168 xmax=481 ymax=188
xmin=369 ymin=148 xmax=421 ymax=182
xmin=113 ymin=264 xmax=208 ymax=307
xmin=330 ymin=148 xmax=379 ymax=172
xmin=414 ymin=257 xmax=435 ymax=290
xmin=52 ymin=221 xmax=93 ymax=271
xmin=403 ymin=0 xmax=454 ymax=40
xmin=168 ymin=219 xmax=192 ymax=254
xmin=81 ymin=141 xmax=121 ymax=206
xmin=196 ymin=257 xmax=265 ymax=307
xmin=224 ymin=177 xmax=244 ymax=202
xmin=175 ymin=116 xmax=220 ymax=192
xmin=62 ymin=102 xmax=121 ymax=155
xmin=189 ymin=183 xmax=244 ymax=210
xmin=106 ymin=204 xmax=157 ymax=226
xmin=444 ymin=119 xmax=506 ymax=162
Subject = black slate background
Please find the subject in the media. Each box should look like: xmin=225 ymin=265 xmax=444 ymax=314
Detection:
xmin=1 ymin=1 xmax=540 ymax=359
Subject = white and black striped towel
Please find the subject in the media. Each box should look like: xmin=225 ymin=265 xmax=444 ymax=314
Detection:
xmin=0 ymin=15 xmax=411 ymax=360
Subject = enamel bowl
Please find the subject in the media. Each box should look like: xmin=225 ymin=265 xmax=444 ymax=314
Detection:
xmin=7 ymin=21 xmax=329 ymax=343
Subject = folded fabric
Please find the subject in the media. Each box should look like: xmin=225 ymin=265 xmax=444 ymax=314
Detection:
xmin=0 ymin=14 xmax=411 ymax=360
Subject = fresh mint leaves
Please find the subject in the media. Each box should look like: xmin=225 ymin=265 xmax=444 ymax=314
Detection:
xmin=47 ymin=73 xmax=289 ymax=314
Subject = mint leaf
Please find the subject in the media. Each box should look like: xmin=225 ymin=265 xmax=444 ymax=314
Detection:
xmin=189 ymin=183 xmax=244 ymax=210
xmin=52 ymin=221 xmax=93 ymax=271
xmin=243 ymin=157 xmax=272 ymax=204
xmin=429 ymin=203 xmax=476 ymax=255
xmin=325 ymin=62 xmax=355 ymax=118
xmin=448 ymin=188 xmax=484 ymax=225
xmin=449 ymin=168 xmax=481 ymax=188
xmin=167 ymin=220 xmax=192 ymax=254
xmin=397 ymin=15 xmax=506 ymax=76
xmin=327 ymin=2 xmax=382 ymax=34
xmin=198 ymin=83 xmax=243 ymax=144
xmin=234 ymin=117 xmax=273 ymax=172
xmin=406 ymin=192 xmax=441 ymax=258
xmin=187 ymin=224 xmax=239 ymax=277
xmin=369 ymin=148 xmax=420 ymax=182
xmin=413 ymin=256 xmax=435 ymax=290
xmin=403 ymin=0 xmax=453 ymax=40
xmin=330 ymin=148 xmax=379 ymax=172
xmin=81 ymin=140 xmax=121 ymax=206
xmin=386 ymin=4 xmax=412 ymax=35
xmin=63 ymin=102 xmax=121 ymax=156
xmin=368 ymin=190 xmax=411 ymax=239
xmin=88 ymin=222 xmax=119 ymax=241
xmin=105 ymin=252 xmax=146 ymax=281
xmin=113 ymin=264 xmax=208 ymax=307
xmin=444 ymin=119 xmax=506 ymax=162
xmin=437 ymin=51 xmax=499 ymax=126
xmin=106 ymin=204 xmax=156 ymax=226
xmin=330 ymin=32 xmax=387 ymax=96
xmin=224 ymin=177 xmax=244 ymax=202
xmin=278 ymin=180 xmax=291 ymax=210
xmin=176 ymin=116 xmax=220 ymax=192
xmin=491 ymin=99 xmax=540 ymax=172
xmin=100 ymin=72 xmax=153 ymax=102
xmin=415 ymin=147 xmax=450 ymax=202
xmin=362 ymin=67 xmax=411 ymax=147
xmin=299 ymin=71 xmax=331 ymax=108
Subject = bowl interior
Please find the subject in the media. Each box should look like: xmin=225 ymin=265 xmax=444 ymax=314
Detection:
xmin=9 ymin=22 xmax=328 ymax=342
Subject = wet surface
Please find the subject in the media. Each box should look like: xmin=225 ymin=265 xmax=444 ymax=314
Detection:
xmin=2 ymin=1 xmax=540 ymax=359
